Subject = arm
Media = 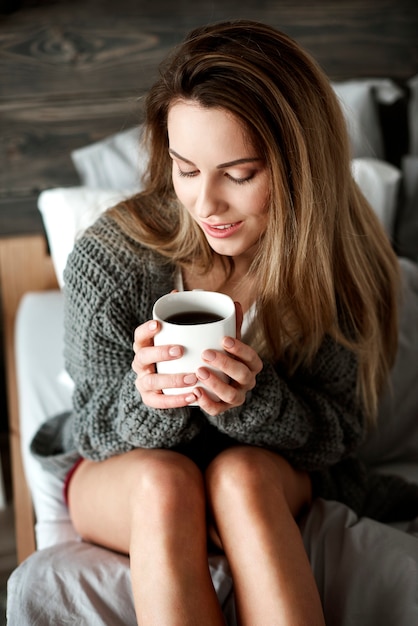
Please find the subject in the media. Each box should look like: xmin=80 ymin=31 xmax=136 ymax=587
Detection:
xmin=204 ymin=336 xmax=366 ymax=472
xmin=64 ymin=217 xmax=198 ymax=461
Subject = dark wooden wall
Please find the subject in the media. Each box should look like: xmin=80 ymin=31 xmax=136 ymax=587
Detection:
xmin=0 ymin=0 xmax=417 ymax=432
xmin=1 ymin=0 xmax=418 ymax=237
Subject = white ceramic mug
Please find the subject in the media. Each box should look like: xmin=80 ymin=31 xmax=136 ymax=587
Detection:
xmin=153 ymin=290 xmax=236 ymax=400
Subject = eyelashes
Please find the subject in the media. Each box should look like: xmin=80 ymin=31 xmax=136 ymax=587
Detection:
xmin=177 ymin=168 xmax=254 ymax=185
xmin=177 ymin=168 xmax=198 ymax=178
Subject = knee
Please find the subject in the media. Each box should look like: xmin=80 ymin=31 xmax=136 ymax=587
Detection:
xmin=206 ymin=446 xmax=311 ymax=515
xmin=131 ymin=449 xmax=205 ymax=517
xmin=206 ymin=446 xmax=282 ymax=496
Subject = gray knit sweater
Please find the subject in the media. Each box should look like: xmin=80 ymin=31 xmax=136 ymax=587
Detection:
xmin=64 ymin=214 xmax=364 ymax=462
xmin=32 ymin=212 xmax=418 ymax=521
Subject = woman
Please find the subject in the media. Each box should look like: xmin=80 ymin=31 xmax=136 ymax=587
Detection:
xmin=41 ymin=20 xmax=403 ymax=625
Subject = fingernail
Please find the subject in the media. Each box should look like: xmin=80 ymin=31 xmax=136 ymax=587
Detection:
xmin=197 ymin=367 xmax=209 ymax=380
xmin=202 ymin=350 xmax=216 ymax=362
xmin=149 ymin=320 xmax=158 ymax=331
xmin=168 ymin=346 xmax=182 ymax=357
xmin=223 ymin=336 xmax=235 ymax=348
xmin=185 ymin=394 xmax=197 ymax=403
xmin=183 ymin=374 xmax=197 ymax=385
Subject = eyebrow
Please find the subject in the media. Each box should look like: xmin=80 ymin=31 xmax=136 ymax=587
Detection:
xmin=168 ymin=148 xmax=262 ymax=169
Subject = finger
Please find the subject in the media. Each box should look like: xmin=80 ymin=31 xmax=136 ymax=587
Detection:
xmin=201 ymin=345 xmax=261 ymax=387
xmin=139 ymin=388 xmax=200 ymax=410
xmin=221 ymin=336 xmax=263 ymax=374
xmin=192 ymin=385 xmax=240 ymax=416
xmin=138 ymin=371 xmax=198 ymax=393
xmin=195 ymin=367 xmax=244 ymax=406
xmin=133 ymin=320 xmax=160 ymax=353
xmin=201 ymin=352 xmax=252 ymax=389
xmin=133 ymin=344 xmax=184 ymax=369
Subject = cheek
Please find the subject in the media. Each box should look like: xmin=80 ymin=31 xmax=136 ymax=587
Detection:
xmin=245 ymin=175 xmax=270 ymax=215
xmin=172 ymin=177 xmax=186 ymax=205
xmin=252 ymin=212 xmax=269 ymax=239
xmin=172 ymin=174 xmax=193 ymax=207
xmin=246 ymin=188 xmax=269 ymax=219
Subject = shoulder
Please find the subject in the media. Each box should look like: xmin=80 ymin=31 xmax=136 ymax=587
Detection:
xmin=63 ymin=212 xmax=177 ymax=336
xmin=64 ymin=212 xmax=176 ymax=296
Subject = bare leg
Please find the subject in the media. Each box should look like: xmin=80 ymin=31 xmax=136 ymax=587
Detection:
xmin=68 ymin=449 xmax=225 ymax=626
xmin=205 ymin=446 xmax=325 ymax=626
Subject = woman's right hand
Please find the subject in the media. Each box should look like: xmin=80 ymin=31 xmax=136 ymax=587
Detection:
xmin=131 ymin=320 xmax=199 ymax=409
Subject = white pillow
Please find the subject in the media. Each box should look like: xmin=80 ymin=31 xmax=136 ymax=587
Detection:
xmin=71 ymin=126 xmax=147 ymax=190
xmin=332 ymin=79 xmax=404 ymax=159
xmin=351 ymin=157 xmax=402 ymax=238
xmin=38 ymin=187 xmax=134 ymax=288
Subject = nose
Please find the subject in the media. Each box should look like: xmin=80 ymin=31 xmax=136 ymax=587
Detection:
xmin=195 ymin=177 xmax=225 ymax=218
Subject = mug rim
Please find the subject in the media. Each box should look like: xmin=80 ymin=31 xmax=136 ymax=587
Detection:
xmin=153 ymin=290 xmax=235 ymax=325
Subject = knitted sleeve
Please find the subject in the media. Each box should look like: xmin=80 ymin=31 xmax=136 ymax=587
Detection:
xmin=205 ymin=335 xmax=366 ymax=472
xmin=63 ymin=216 xmax=199 ymax=461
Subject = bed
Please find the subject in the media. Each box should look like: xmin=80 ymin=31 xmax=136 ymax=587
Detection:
xmin=2 ymin=6 xmax=418 ymax=625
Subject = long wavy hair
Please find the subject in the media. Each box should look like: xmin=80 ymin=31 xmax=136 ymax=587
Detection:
xmin=109 ymin=20 xmax=400 ymax=421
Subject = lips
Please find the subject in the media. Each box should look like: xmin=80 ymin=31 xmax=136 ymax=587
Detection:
xmin=201 ymin=221 xmax=242 ymax=238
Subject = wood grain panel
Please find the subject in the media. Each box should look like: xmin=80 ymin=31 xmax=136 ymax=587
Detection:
xmin=0 ymin=0 xmax=417 ymax=232
xmin=1 ymin=0 xmax=417 ymax=95
xmin=0 ymin=196 xmax=44 ymax=236
xmin=0 ymin=92 xmax=142 ymax=195
xmin=0 ymin=24 xmax=172 ymax=98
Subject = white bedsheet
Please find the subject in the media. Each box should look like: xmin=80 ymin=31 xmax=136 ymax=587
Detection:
xmin=15 ymin=291 xmax=77 ymax=548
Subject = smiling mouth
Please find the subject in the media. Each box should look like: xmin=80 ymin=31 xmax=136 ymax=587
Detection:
xmin=201 ymin=221 xmax=242 ymax=238
xmin=212 ymin=223 xmax=236 ymax=229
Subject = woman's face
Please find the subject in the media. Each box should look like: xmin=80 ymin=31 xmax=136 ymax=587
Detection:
xmin=167 ymin=100 xmax=270 ymax=267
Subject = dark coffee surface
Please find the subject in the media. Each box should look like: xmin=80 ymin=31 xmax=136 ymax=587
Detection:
xmin=165 ymin=311 xmax=223 ymax=325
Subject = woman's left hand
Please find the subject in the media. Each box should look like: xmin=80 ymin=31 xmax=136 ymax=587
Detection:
xmin=193 ymin=332 xmax=263 ymax=416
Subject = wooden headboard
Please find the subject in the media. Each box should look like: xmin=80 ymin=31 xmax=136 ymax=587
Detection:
xmin=0 ymin=236 xmax=58 ymax=561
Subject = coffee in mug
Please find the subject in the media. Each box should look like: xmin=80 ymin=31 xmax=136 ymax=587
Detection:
xmin=165 ymin=311 xmax=224 ymax=325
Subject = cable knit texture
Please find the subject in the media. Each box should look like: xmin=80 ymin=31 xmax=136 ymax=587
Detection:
xmin=31 ymin=212 xmax=418 ymax=521
xmin=64 ymin=215 xmax=199 ymax=457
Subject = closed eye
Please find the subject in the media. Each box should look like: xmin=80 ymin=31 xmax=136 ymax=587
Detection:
xmin=226 ymin=172 xmax=255 ymax=185
xmin=178 ymin=168 xmax=254 ymax=184
xmin=177 ymin=167 xmax=199 ymax=178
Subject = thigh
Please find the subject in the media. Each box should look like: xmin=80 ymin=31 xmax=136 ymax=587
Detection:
xmin=67 ymin=447 xmax=203 ymax=554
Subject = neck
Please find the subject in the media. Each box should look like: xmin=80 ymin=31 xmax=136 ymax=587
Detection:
xmin=182 ymin=258 xmax=256 ymax=313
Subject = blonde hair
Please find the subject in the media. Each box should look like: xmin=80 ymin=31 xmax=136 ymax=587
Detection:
xmin=110 ymin=20 xmax=400 ymax=421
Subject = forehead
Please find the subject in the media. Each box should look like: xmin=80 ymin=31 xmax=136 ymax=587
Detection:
xmin=167 ymin=100 xmax=254 ymax=156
